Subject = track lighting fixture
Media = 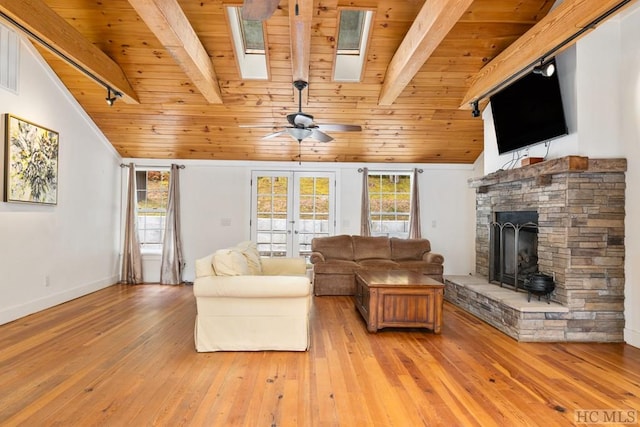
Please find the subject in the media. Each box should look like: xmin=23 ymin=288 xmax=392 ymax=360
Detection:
xmin=533 ymin=59 xmax=556 ymax=77
xmin=105 ymin=87 xmax=119 ymax=106
xmin=471 ymin=100 xmax=480 ymax=118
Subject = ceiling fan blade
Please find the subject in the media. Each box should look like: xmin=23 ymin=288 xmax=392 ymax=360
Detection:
xmin=239 ymin=124 xmax=277 ymax=128
xmin=316 ymin=124 xmax=362 ymax=132
xmin=311 ymin=129 xmax=334 ymax=143
xmin=262 ymin=130 xmax=287 ymax=140
xmin=241 ymin=0 xmax=279 ymax=20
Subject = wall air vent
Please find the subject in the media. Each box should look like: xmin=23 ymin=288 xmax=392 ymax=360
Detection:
xmin=0 ymin=23 xmax=19 ymax=94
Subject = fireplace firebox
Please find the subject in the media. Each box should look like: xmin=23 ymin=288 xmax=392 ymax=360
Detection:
xmin=490 ymin=211 xmax=538 ymax=290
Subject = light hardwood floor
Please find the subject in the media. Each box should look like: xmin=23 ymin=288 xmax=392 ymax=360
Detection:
xmin=1 ymin=284 xmax=639 ymax=426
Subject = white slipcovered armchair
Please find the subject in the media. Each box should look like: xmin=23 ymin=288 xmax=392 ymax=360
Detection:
xmin=193 ymin=242 xmax=312 ymax=352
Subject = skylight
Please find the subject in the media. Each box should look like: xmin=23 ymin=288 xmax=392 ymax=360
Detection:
xmin=226 ymin=6 xmax=268 ymax=80
xmin=337 ymin=10 xmax=365 ymax=54
xmin=334 ymin=9 xmax=374 ymax=82
xmin=238 ymin=16 xmax=265 ymax=54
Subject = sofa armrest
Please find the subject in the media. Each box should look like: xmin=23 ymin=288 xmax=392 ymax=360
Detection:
xmin=309 ymin=251 xmax=325 ymax=264
xmin=261 ymin=257 xmax=307 ymax=275
xmin=423 ymin=252 xmax=444 ymax=265
xmin=194 ymin=275 xmax=311 ymax=298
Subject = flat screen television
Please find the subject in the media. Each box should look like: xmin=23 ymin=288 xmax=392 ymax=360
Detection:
xmin=490 ymin=68 xmax=568 ymax=155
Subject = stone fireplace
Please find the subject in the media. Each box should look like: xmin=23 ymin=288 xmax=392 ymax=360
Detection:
xmin=445 ymin=156 xmax=626 ymax=342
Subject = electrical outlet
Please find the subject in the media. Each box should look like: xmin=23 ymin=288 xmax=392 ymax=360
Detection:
xmin=45 ymin=275 xmax=50 ymax=287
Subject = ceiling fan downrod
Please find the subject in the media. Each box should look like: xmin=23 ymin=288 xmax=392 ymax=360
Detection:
xmin=293 ymin=80 xmax=307 ymax=112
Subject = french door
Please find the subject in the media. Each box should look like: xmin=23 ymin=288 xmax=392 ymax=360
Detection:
xmin=251 ymin=171 xmax=335 ymax=259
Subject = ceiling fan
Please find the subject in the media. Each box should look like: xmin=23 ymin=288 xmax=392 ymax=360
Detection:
xmin=242 ymin=80 xmax=362 ymax=143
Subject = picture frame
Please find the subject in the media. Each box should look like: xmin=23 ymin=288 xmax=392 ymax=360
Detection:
xmin=4 ymin=114 xmax=59 ymax=205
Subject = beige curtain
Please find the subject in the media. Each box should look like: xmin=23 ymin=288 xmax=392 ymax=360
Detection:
xmin=360 ymin=167 xmax=371 ymax=236
xmin=160 ymin=164 xmax=184 ymax=285
xmin=121 ymin=163 xmax=143 ymax=284
xmin=408 ymin=168 xmax=422 ymax=239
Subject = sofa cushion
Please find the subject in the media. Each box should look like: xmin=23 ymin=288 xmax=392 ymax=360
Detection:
xmin=391 ymin=237 xmax=431 ymax=260
xmin=357 ymin=259 xmax=398 ymax=269
xmin=395 ymin=260 xmax=443 ymax=274
xmin=195 ymin=253 xmax=215 ymax=278
xmin=352 ymin=236 xmax=391 ymax=261
xmin=235 ymin=241 xmax=263 ymax=275
xmin=313 ymin=259 xmax=359 ymax=275
xmin=212 ymin=249 xmax=250 ymax=276
xmin=311 ymin=235 xmax=354 ymax=261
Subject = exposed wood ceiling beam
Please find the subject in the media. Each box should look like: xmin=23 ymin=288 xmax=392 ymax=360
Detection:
xmin=460 ymin=0 xmax=634 ymax=109
xmin=128 ymin=0 xmax=223 ymax=104
xmin=378 ymin=0 xmax=474 ymax=106
xmin=0 ymin=0 xmax=139 ymax=104
xmin=289 ymin=0 xmax=313 ymax=84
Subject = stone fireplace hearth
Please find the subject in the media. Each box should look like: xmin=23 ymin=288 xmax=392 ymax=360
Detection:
xmin=445 ymin=156 xmax=626 ymax=342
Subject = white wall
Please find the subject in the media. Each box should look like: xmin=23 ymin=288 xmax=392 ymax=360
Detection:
xmin=620 ymin=3 xmax=640 ymax=348
xmin=0 ymin=33 xmax=121 ymax=325
xmin=124 ymin=159 xmax=478 ymax=283
xmin=480 ymin=3 xmax=640 ymax=347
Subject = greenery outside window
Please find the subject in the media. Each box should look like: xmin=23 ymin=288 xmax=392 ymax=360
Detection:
xmin=368 ymin=173 xmax=411 ymax=238
xmin=136 ymin=170 xmax=169 ymax=253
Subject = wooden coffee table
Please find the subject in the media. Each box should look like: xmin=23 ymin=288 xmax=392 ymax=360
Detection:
xmin=354 ymin=270 xmax=444 ymax=333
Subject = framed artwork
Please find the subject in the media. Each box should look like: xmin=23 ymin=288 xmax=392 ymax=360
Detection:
xmin=4 ymin=114 xmax=59 ymax=205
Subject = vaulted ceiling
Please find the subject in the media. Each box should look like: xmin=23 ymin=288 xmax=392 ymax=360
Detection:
xmin=0 ymin=0 xmax=633 ymax=163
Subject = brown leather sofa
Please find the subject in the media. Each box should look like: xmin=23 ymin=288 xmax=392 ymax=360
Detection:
xmin=310 ymin=235 xmax=444 ymax=296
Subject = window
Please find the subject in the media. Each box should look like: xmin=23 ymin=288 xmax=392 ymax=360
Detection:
xmin=226 ymin=6 xmax=268 ymax=79
xmin=337 ymin=10 xmax=366 ymax=54
xmin=333 ymin=9 xmax=374 ymax=82
xmin=136 ymin=170 xmax=169 ymax=252
xmin=368 ymin=173 xmax=411 ymax=238
xmin=238 ymin=15 xmax=265 ymax=54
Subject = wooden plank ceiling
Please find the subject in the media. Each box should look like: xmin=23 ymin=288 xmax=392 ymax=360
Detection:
xmin=0 ymin=0 xmax=631 ymax=163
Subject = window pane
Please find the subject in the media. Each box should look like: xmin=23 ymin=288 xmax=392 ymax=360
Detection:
xmin=273 ymin=196 xmax=287 ymax=213
xmin=368 ymin=172 xmax=411 ymax=238
xmin=337 ymin=10 xmax=364 ymax=52
xmin=273 ymin=177 xmax=288 ymax=194
xmin=135 ymin=170 xmax=169 ymax=247
xmin=240 ymin=18 xmax=265 ymax=53
xmin=257 ymin=176 xmax=272 ymax=193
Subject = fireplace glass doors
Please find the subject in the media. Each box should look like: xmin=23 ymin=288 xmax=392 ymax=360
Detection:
xmin=490 ymin=211 xmax=538 ymax=290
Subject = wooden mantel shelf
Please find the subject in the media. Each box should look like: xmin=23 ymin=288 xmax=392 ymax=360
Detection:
xmin=469 ymin=156 xmax=627 ymax=189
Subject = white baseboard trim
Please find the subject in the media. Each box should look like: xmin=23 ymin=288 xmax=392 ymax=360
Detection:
xmin=0 ymin=275 xmax=118 ymax=326
xmin=624 ymin=328 xmax=640 ymax=349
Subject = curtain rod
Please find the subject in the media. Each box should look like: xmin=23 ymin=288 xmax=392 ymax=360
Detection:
xmin=120 ymin=163 xmax=185 ymax=169
xmin=358 ymin=168 xmax=423 ymax=173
